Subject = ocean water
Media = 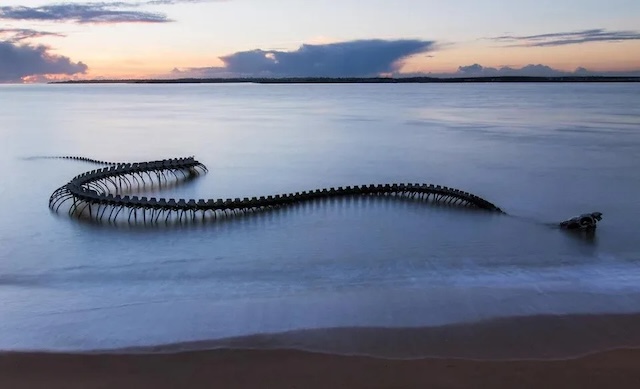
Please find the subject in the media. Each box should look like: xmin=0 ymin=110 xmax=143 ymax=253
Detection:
xmin=0 ymin=83 xmax=639 ymax=352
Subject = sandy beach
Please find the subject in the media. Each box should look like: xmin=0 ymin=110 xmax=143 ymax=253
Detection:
xmin=2 ymin=313 xmax=640 ymax=389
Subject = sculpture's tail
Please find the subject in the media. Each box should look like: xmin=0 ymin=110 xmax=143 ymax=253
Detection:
xmin=22 ymin=156 xmax=116 ymax=165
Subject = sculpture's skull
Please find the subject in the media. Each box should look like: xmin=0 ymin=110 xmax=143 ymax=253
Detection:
xmin=560 ymin=212 xmax=603 ymax=230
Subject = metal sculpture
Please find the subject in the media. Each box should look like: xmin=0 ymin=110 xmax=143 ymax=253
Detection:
xmin=46 ymin=155 xmax=603 ymax=231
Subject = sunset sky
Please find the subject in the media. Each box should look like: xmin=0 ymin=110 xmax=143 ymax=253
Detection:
xmin=1 ymin=0 xmax=640 ymax=82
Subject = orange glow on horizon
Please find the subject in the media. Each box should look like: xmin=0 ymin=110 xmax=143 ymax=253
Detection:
xmin=401 ymin=41 xmax=640 ymax=75
xmin=37 ymin=39 xmax=640 ymax=81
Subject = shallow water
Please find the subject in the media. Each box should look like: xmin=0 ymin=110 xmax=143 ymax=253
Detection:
xmin=0 ymin=83 xmax=639 ymax=351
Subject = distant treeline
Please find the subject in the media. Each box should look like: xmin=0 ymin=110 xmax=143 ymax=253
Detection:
xmin=51 ymin=76 xmax=640 ymax=85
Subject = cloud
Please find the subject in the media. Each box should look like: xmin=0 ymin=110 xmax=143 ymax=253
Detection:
xmin=173 ymin=39 xmax=435 ymax=78
xmin=456 ymin=63 xmax=568 ymax=77
xmin=0 ymin=28 xmax=65 ymax=42
xmin=0 ymin=3 xmax=169 ymax=24
xmin=0 ymin=1 xmax=223 ymax=24
xmin=0 ymin=41 xmax=88 ymax=83
xmin=414 ymin=63 xmax=640 ymax=78
xmin=490 ymin=28 xmax=640 ymax=47
xmin=223 ymin=39 xmax=435 ymax=77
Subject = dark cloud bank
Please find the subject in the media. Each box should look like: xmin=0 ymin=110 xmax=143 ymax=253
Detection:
xmin=223 ymin=39 xmax=434 ymax=77
xmin=174 ymin=39 xmax=436 ymax=78
xmin=0 ymin=41 xmax=87 ymax=83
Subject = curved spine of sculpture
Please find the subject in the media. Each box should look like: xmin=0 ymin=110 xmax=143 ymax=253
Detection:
xmin=48 ymin=156 xmax=508 ymax=224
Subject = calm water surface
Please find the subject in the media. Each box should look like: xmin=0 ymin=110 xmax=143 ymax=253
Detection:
xmin=0 ymin=83 xmax=639 ymax=351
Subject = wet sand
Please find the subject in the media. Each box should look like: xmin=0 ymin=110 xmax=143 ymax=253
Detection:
xmin=3 ymin=313 xmax=640 ymax=389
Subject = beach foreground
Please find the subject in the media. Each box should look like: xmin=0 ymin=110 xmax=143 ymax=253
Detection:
xmin=2 ymin=313 xmax=640 ymax=388
xmin=2 ymin=347 xmax=640 ymax=389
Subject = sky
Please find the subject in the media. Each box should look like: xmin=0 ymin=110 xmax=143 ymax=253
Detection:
xmin=1 ymin=0 xmax=640 ymax=82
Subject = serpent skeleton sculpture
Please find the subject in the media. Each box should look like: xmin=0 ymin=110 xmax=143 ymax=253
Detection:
xmin=45 ymin=156 xmax=603 ymax=231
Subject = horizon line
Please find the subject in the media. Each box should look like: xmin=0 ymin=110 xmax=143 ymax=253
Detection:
xmin=47 ymin=75 xmax=640 ymax=85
